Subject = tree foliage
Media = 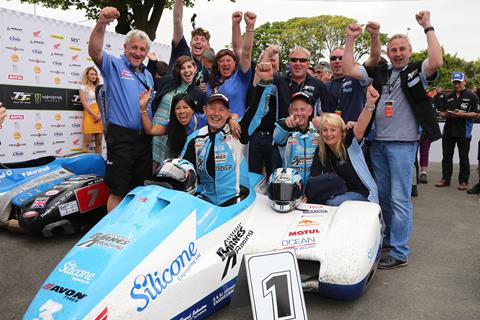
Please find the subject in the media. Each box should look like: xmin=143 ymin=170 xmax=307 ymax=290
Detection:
xmin=20 ymin=0 xmax=234 ymax=41
xmin=252 ymin=15 xmax=388 ymax=68
xmin=412 ymin=50 xmax=480 ymax=90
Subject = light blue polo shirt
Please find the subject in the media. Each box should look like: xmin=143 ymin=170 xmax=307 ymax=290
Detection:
xmin=97 ymin=51 xmax=154 ymax=130
xmin=206 ymin=67 xmax=253 ymax=117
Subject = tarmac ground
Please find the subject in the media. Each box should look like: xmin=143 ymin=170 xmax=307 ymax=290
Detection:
xmin=1 ymin=163 xmax=479 ymax=320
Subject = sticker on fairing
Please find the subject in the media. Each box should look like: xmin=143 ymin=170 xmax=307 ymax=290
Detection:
xmin=45 ymin=189 xmax=60 ymax=196
xmin=58 ymin=201 xmax=79 ymax=217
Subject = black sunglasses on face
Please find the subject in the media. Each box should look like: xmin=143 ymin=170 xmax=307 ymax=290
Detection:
xmin=330 ymin=56 xmax=343 ymax=61
xmin=290 ymin=57 xmax=309 ymax=63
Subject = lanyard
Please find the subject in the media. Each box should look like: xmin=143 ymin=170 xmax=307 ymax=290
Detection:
xmin=386 ymin=71 xmax=401 ymax=96
xmin=330 ymin=78 xmax=346 ymax=109
xmin=129 ymin=65 xmax=150 ymax=91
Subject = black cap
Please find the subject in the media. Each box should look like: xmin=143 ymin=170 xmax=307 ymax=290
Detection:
xmin=290 ymin=92 xmax=311 ymax=104
xmin=207 ymin=93 xmax=230 ymax=108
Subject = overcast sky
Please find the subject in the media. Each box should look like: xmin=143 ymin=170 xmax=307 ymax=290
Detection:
xmin=1 ymin=0 xmax=478 ymax=61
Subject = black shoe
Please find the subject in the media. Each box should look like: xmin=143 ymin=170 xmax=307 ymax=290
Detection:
xmin=411 ymin=185 xmax=418 ymax=197
xmin=419 ymin=172 xmax=427 ymax=184
xmin=381 ymin=245 xmax=391 ymax=253
xmin=467 ymin=183 xmax=480 ymax=194
xmin=378 ymin=256 xmax=408 ymax=270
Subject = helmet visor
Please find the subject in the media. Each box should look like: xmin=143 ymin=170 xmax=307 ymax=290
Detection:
xmin=269 ymin=183 xmax=301 ymax=201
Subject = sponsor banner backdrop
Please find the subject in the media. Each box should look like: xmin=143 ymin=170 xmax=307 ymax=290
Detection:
xmin=0 ymin=8 xmax=170 ymax=162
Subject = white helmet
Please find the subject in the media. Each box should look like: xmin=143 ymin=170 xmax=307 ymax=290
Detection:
xmin=267 ymin=168 xmax=303 ymax=213
xmin=146 ymin=158 xmax=197 ymax=195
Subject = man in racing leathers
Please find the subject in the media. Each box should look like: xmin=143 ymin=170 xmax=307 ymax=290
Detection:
xmin=181 ymin=62 xmax=274 ymax=206
xmin=273 ymin=92 xmax=319 ymax=185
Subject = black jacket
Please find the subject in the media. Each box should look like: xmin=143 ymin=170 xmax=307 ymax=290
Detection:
xmin=365 ymin=61 xmax=441 ymax=141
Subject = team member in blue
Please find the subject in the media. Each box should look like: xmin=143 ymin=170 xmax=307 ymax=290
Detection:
xmin=273 ymin=92 xmax=319 ymax=185
xmin=435 ymin=72 xmax=480 ymax=190
xmin=181 ymin=63 xmax=274 ymax=206
xmin=327 ymin=21 xmax=381 ymax=124
xmin=89 ymin=7 xmax=154 ymax=211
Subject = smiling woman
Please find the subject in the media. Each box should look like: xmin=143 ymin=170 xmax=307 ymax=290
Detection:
xmin=148 ymin=56 xmax=207 ymax=170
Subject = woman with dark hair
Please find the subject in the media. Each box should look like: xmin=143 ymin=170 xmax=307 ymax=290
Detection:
xmin=140 ymin=93 xmax=205 ymax=158
xmin=141 ymin=92 xmax=241 ymax=159
xmin=206 ymin=11 xmax=256 ymax=118
xmin=151 ymin=56 xmax=207 ymax=169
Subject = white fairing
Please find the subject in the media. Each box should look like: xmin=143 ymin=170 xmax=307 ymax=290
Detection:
xmin=244 ymin=195 xmax=382 ymax=285
xmin=24 ymin=180 xmax=382 ymax=320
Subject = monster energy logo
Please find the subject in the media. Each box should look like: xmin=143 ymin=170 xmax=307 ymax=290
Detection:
xmin=34 ymin=93 xmax=42 ymax=104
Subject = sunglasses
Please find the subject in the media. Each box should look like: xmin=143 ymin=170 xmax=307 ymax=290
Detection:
xmin=290 ymin=57 xmax=309 ymax=63
xmin=330 ymin=56 xmax=343 ymax=61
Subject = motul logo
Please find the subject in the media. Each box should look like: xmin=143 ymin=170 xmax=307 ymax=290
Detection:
xmin=288 ymin=229 xmax=320 ymax=237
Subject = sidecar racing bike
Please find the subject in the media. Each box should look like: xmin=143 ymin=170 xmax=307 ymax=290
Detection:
xmin=0 ymin=153 xmax=108 ymax=237
xmin=23 ymin=171 xmax=382 ymax=319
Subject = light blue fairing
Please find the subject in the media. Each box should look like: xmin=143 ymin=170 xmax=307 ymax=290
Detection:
xmin=0 ymin=153 xmax=105 ymax=193
xmin=24 ymin=173 xmax=263 ymax=319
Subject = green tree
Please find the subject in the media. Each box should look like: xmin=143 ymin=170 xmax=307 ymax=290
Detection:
xmin=20 ymin=0 xmax=234 ymax=41
xmin=252 ymin=15 xmax=388 ymax=68
xmin=412 ymin=50 xmax=480 ymax=90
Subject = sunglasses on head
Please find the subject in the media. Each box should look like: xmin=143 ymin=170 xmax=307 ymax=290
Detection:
xmin=290 ymin=57 xmax=309 ymax=63
xmin=330 ymin=56 xmax=343 ymax=61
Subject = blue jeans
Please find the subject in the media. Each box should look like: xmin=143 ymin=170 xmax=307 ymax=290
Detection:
xmin=370 ymin=140 xmax=418 ymax=261
xmin=325 ymin=192 xmax=368 ymax=206
xmin=248 ymin=132 xmax=274 ymax=178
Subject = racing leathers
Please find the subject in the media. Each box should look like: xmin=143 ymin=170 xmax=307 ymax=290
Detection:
xmin=181 ymin=83 xmax=273 ymax=206
xmin=273 ymin=120 xmax=319 ymax=185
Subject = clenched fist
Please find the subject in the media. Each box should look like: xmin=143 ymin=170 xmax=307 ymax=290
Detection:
xmin=99 ymin=7 xmax=120 ymax=25
xmin=244 ymin=11 xmax=257 ymax=28
xmin=415 ymin=10 xmax=432 ymax=28
xmin=346 ymin=23 xmax=363 ymax=38
xmin=232 ymin=11 xmax=243 ymax=24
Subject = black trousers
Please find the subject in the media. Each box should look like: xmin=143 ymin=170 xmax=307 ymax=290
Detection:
xmin=441 ymin=135 xmax=471 ymax=183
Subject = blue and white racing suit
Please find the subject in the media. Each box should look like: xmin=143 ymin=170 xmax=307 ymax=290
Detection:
xmin=181 ymin=83 xmax=273 ymax=205
xmin=273 ymin=121 xmax=319 ymax=185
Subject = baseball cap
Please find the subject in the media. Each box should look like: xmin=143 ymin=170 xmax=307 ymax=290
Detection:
xmin=207 ymin=93 xmax=230 ymax=108
xmin=290 ymin=92 xmax=311 ymax=104
xmin=451 ymin=72 xmax=465 ymax=82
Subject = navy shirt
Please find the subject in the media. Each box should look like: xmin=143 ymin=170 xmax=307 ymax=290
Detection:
xmin=274 ymin=73 xmax=335 ymax=119
xmin=328 ymin=76 xmax=367 ymax=122
xmin=442 ymin=89 xmax=480 ymax=138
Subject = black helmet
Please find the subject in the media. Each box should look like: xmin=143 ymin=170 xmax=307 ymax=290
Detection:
xmin=267 ymin=168 xmax=303 ymax=213
xmin=146 ymin=158 xmax=197 ymax=194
